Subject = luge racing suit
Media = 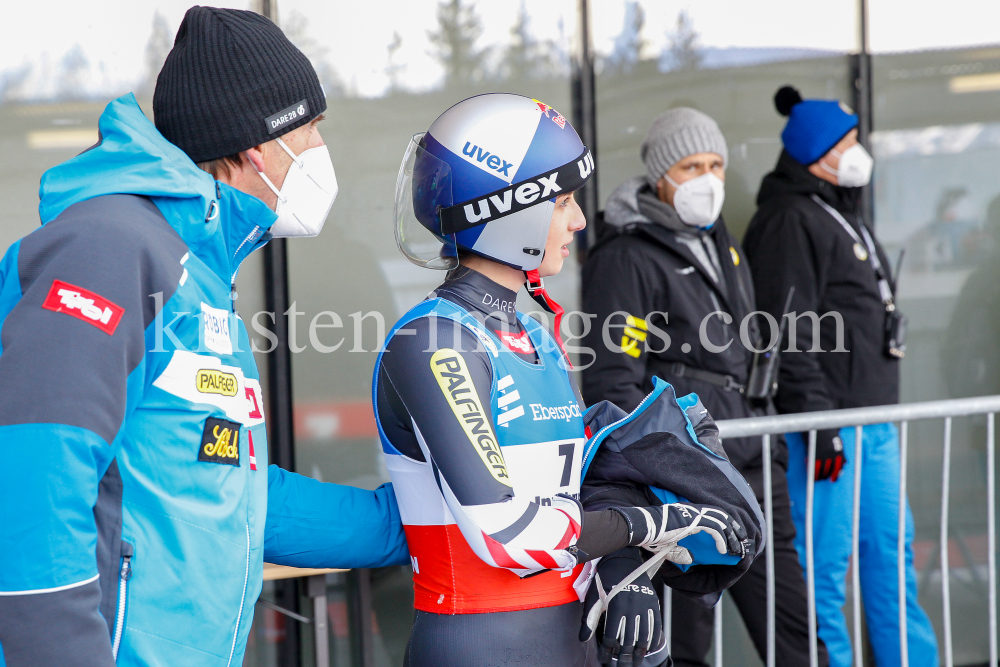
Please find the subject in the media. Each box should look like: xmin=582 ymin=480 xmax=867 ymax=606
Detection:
xmin=375 ymin=268 xmax=643 ymax=667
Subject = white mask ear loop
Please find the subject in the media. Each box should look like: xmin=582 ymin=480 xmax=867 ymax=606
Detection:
xmin=250 ymin=148 xmax=288 ymax=206
xmin=819 ymin=148 xmax=842 ymax=177
xmin=276 ymin=137 xmax=304 ymax=168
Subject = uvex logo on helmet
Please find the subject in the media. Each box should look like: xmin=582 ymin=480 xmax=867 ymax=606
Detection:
xmin=462 ymin=142 xmax=515 ymax=177
xmin=464 ymin=171 xmax=561 ymax=223
xmin=439 ymin=147 xmax=594 ymax=235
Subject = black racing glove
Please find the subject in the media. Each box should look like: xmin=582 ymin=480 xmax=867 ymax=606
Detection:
xmin=611 ymin=503 xmax=749 ymax=565
xmin=580 ymin=548 xmax=661 ymax=667
xmin=811 ymin=428 xmax=846 ymax=482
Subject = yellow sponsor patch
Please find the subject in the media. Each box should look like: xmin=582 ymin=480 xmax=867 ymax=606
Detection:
xmin=198 ymin=417 xmax=241 ymax=466
xmin=195 ymin=369 xmax=239 ymax=397
xmin=430 ymin=349 xmax=512 ymax=487
xmin=620 ymin=315 xmax=648 ymax=359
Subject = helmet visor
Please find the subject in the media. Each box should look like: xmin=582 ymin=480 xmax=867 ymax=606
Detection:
xmin=394 ymin=133 xmax=458 ymax=270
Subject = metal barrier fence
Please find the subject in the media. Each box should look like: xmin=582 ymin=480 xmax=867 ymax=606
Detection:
xmin=690 ymin=395 xmax=1000 ymax=667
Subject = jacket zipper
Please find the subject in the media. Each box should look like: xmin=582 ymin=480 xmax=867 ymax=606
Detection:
xmin=225 ymin=522 xmax=251 ymax=667
xmin=229 ymin=225 xmax=265 ymax=313
xmin=111 ymin=545 xmax=134 ymax=659
xmin=582 ymin=386 xmax=663 ymax=473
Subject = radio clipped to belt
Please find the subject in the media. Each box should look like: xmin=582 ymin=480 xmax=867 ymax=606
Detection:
xmin=745 ymin=286 xmax=795 ymax=403
xmin=811 ymin=195 xmax=907 ymax=359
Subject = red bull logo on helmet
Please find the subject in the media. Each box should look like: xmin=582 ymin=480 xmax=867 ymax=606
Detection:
xmin=533 ymin=99 xmax=567 ymax=129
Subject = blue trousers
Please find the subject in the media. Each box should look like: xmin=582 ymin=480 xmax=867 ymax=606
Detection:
xmin=786 ymin=423 xmax=938 ymax=666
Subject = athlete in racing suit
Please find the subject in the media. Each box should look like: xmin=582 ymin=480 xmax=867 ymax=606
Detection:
xmin=380 ymin=93 xmax=748 ymax=667
xmin=377 ymin=267 xmax=667 ymax=665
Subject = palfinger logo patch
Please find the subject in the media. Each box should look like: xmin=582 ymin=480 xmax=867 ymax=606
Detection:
xmin=430 ymin=349 xmax=512 ymax=487
xmin=199 ymin=417 xmax=241 ymax=466
xmin=42 ymin=279 xmax=124 ymax=335
xmin=196 ymin=369 xmax=239 ymax=396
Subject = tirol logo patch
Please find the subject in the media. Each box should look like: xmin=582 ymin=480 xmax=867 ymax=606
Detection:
xmin=495 ymin=329 xmax=534 ymax=354
xmin=199 ymin=417 xmax=241 ymax=466
xmin=266 ymin=99 xmax=310 ymax=135
xmin=201 ymin=303 xmax=232 ymax=356
xmin=42 ymin=279 xmax=124 ymax=335
xmin=196 ymin=369 xmax=238 ymax=397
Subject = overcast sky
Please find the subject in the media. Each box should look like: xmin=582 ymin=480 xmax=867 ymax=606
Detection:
xmin=2 ymin=0 xmax=998 ymax=100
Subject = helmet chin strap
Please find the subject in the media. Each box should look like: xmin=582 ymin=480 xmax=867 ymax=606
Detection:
xmin=526 ymin=268 xmax=594 ymax=438
xmin=524 ymin=269 xmax=570 ymax=369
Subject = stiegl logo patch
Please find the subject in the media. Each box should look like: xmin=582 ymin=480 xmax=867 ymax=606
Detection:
xmin=199 ymin=417 xmax=241 ymax=466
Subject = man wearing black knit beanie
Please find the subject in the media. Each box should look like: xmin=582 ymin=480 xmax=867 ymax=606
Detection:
xmin=0 ymin=7 xmax=407 ymax=666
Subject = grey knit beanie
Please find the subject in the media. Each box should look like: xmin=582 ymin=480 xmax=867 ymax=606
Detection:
xmin=640 ymin=108 xmax=728 ymax=187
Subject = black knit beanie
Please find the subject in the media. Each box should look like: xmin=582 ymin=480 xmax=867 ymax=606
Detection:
xmin=153 ymin=6 xmax=326 ymax=163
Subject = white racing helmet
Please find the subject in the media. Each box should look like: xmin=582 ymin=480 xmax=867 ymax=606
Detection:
xmin=395 ymin=93 xmax=595 ymax=272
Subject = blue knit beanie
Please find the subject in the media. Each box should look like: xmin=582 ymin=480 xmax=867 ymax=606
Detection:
xmin=775 ymin=86 xmax=858 ymax=166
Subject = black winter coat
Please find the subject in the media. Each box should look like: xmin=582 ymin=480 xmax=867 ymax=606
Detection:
xmin=581 ymin=178 xmax=771 ymax=470
xmin=743 ymin=150 xmax=899 ymax=414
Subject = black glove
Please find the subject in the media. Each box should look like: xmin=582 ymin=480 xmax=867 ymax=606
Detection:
xmin=811 ymin=428 xmax=845 ymax=482
xmin=580 ymin=548 xmax=661 ymax=667
xmin=612 ymin=503 xmax=749 ymax=564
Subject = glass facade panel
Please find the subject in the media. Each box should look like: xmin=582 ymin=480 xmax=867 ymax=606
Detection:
xmin=589 ymin=3 xmax=854 ymax=659
xmin=590 ymin=0 xmax=855 ymax=240
xmin=872 ymin=43 xmax=1000 ymax=664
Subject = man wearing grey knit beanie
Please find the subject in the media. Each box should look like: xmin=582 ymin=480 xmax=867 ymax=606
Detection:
xmin=582 ymin=108 xmax=827 ymax=666
xmin=0 ymin=7 xmax=408 ymax=666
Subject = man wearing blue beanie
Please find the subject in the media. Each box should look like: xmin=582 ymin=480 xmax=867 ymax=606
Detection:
xmin=743 ymin=86 xmax=938 ymax=666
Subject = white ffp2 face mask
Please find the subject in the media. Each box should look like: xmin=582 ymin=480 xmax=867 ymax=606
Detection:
xmin=822 ymin=143 xmax=874 ymax=188
xmin=256 ymin=137 xmax=339 ymax=238
xmin=665 ymin=172 xmax=725 ymax=228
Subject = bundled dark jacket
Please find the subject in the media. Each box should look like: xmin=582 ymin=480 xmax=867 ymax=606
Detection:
xmin=581 ymin=177 xmax=769 ymax=470
xmin=743 ymin=150 xmax=899 ymax=414
xmin=581 ymin=378 xmax=765 ymax=599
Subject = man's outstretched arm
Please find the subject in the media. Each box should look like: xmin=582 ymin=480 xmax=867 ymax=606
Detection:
xmin=264 ymin=466 xmax=409 ymax=569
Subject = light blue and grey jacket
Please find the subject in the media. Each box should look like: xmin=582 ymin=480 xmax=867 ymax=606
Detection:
xmin=0 ymin=94 xmax=407 ymax=667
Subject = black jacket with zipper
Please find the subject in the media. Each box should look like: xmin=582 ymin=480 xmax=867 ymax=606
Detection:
xmin=743 ymin=150 xmax=899 ymax=414
xmin=581 ymin=177 xmax=772 ymax=470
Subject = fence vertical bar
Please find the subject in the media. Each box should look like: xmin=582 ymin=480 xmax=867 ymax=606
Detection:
xmin=942 ymin=417 xmax=954 ymax=667
xmin=989 ymin=412 xmax=997 ymax=667
xmin=663 ymin=584 xmax=672 ymax=656
xmin=806 ymin=429 xmax=819 ymax=667
xmin=852 ymin=425 xmax=863 ymax=667
xmin=714 ymin=596 xmax=723 ymax=667
xmin=899 ymin=420 xmax=909 ymax=667
xmin=762 ymin=433 xmax=776 ymax=667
